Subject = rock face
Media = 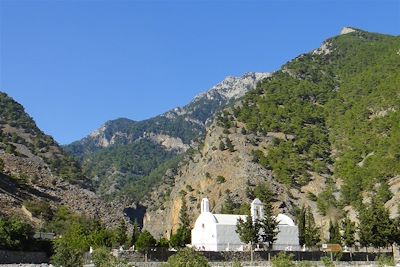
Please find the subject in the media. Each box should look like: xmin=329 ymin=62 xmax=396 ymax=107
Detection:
xmin=0 ymin=92 xmax=128 ymax=228
xmin=340 ymin=27 xmax=357 ymax=35
xmin=143 ymin=28 xmax=400 ymax=240
xmin=64 ymin=72 xmax=270 ymax=200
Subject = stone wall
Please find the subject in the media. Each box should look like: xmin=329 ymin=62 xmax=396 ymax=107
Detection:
xmin=115 ymin=249 xmax=393 ymax=263
xmin=0 ymin=250 xmax=49 ymax=264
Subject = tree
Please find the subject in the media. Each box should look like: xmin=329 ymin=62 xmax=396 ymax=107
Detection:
xmin=164 ymin=247 xmax=209 ymax=267
xmin=114 ymin=219 xmax=128 ymax=248
xmin=225 ymin=138 xmax=235 ymax=152
xmin=340 ymin=216 xmax=356 ymax=247
xmin=0 ymin=158 xmax=4 ymax=173
xmin=170 ymin=197 xmax=191 ymax=248
xmin=236 ymin=214 xmax=260 ymax=246
xmin=358 ymin=199 xmax=395 ymax=249
xmin=297 ymin=206 xmax=320 ymax=248
xmin=259 ymin=199 xmax=279 ymax=250
xmin=303 ymin=208 xmax=320 ymax=247
xmin=135 ymin=230 xmax=156 ymax=257
xmin=91 ymin=247 xmax=129 ymax=267
xmin=328 ymin=221 xmax=341 ymax=244
xmin=0 ymin=216 xmax=34 ymax=250
xmin=131 ymin=221 xmax=140 ymax=246
xmin=51 ymin=222 xmax=89 ymax=267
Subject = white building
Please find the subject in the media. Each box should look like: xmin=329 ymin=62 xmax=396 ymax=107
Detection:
xmin=191 ymin=198 xmax=300 ymax=251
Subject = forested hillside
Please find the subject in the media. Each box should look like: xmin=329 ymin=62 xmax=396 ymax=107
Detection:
xmin=65 ymin=73 xmax=269 ymax=201
xmin=237 ymin=28 xmax=400 ymax=207
xmin=143 ymin=28 xmax=400 ymax=239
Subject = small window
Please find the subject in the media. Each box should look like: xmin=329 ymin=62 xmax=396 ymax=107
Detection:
xmin=202 ymin=224 xmax=205 ymax=228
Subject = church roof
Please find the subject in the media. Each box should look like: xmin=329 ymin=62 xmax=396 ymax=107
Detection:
xmin=213 ymin=214 xmax=246 ymax=225
xmin=211 ymin=213 xmax=295 ymax=226
xmin=275 ymin=214 xmax=295 ymax=226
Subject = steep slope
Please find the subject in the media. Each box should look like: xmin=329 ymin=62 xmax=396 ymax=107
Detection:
xmin=143 ymin=28 xmax=400 ymax=239
xmin=0 ymin=92 xmax=128 ymax=227
xmin=64 ymin=72 xmax=270 ymax=200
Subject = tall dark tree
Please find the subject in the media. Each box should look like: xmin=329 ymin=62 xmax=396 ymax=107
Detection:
xmin=297 ymin=206 xmax=320 ymax=248
xmin=340 ymin=216 xmax=356 ymax=248
xmin=259 ymin=209 xmax=279 ymax=249
xmin=170 ymin=197 xmax=191 ymax=248
xmin=358 ymin=198 xmax=395 ymax=249
xmin=328 ymin=220 xmax=341 ymax=244
xmin=114 ymin=219 xmax=128 ymax=247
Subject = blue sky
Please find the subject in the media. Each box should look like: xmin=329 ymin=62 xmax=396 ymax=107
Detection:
xmin=1 ymin=0 xmax=399 ymax=144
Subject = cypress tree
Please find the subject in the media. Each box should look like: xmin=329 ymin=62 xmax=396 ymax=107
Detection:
xmin=341 ymin=216 xmax=356 ymax=247
xmin=328 ymin=220 xmax=341 ymax=244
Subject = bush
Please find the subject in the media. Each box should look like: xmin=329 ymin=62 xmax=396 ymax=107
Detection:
xmin=216 ymin=175 xmax=226 ymax=184
xmin=23 ymin=200 xmax=53 ymax=220
xmin=164 ymin=247 xmax=209 ymax=267
xmin=92 ymin=247 xmax=129 ymax=267
xmin=0 ymin=216 xmax=34 ymax=250
xmin=271 ymin=252 xmax=295 ymax=267
xmin=321 ymin=256 xmax=335 ymax=267
xmin=376 ymin=254 xmax=395 ymax=267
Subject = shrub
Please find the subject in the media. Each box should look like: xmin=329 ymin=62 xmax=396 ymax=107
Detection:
xmin=321 ymin=256 xmax=335 ymax=267
xmin=376 ymin=254 xmax=395 ymax=267
xmin=92 ymin=247 xmax=129 ymax=267
xmin=164 ymin=247 xmax=209 ymax=267
xmin=271 ymin=252 xmax=295 ymax=267
xmin=216 ymin=175 xmax=226 ymax=184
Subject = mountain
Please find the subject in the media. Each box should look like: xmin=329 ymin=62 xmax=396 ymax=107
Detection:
xmin=64 ymin=72 xmax=270 ymax=200
xmin=142 ymin=28 xmax=400 ymax=239
xmin=0 ymin=92 xmax=128 ymax=227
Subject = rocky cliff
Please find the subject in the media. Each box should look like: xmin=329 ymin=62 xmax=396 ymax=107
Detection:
xmin=142 ymin=28 xmax=400 ymax=240
xmin=64 ymin=72 xmax=270 ymax=200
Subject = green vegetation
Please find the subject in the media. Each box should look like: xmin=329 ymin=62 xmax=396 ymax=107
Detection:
xmin=235 ymin=214 xmax=260 ymax=246
xmin=23 ymin=200 xmax=53 ymax=221
xmin=357 ymin=197 xmax=398 ymax=248
xmin=170 ymin=197 xmax=191 ymax=248
xmin=0 ymin=92 xmax=86 ymax=183
xmin=321 ymin=256 xmax=335 ymax=267
xmin=297 ymin=206 xmax=321 ymax=247
xmin=340 ymin=216 xmax=356 ymax=247
xmin=271 ymin=252 xmax=295 ymax=267
xmin=376 ymin=254 xmax=395 ymax=267
xmin=236 ymin=30 xmax=400 ymax=205
xmin=0 ymin=216 xmax=34 ymax=250
xmin=163 ymin=247 xmax=209 ymax=267
xmin=216 ymin=175 xmax=226 ymax=184
xmin=135 ymin=230 xmax=156 ymax=255
xmin=328 ymin=221 xmax=341 ymax=244
xmin=220 ymin=194 xmax=250 ymax=215
xmin=91 ymin=247 xmax=129 ymax=267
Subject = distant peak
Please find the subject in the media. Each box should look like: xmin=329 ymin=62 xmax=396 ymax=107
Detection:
xmin=340 ymin=27 xmax=357 ymax=35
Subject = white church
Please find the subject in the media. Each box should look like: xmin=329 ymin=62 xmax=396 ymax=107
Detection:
xmin=191 ymin=198 xmax=300 ymax=251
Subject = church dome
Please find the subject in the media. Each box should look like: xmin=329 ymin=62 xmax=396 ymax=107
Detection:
xmin=194 ymin=212 xmax=217 ymax=228
xmin=276 ymin=214 xmax=295 ymax=226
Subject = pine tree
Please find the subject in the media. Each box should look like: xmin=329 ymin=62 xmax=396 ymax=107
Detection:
xmin=340 ymin=216 xmax=356 ymax=247
xmin=259 ymin=208 xmax=279 ymax=249
xmin=328 ymin=220 xmax=341 ymax=244
xmin=114 ymin=219 xmax=128 ymax=247
xmin=170 ymin=197 xmax=191 ymax=248
xmin=235 ymin=214 xmax=260 ymax=245
xmin=358 ymin=198 xmax=395 ymax=249
xmin=300 ymin=206 xmax=320 ymax=248
xmin=297 ymin=205 xmax=306 ymax=246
